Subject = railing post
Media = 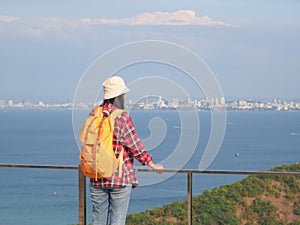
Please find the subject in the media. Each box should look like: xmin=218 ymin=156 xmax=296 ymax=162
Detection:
xmin=187 ymin=172 xmax=192 ymax=225
xmin=78 ymin=166 xmax=86 ymax=225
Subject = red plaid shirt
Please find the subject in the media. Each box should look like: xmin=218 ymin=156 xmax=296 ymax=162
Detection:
xmin=90 ymin=106 xmax=152 ymax=188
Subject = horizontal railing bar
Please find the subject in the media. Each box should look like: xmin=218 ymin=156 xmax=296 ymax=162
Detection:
xmin=135 ymin=168 xmax=300 ymax=176
xmin=1 ymin=164 xmax=300 ymax=176
xmin=0 ymin=163 xmax=78 ymax=170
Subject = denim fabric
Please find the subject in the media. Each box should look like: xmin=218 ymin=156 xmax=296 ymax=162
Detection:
xmin=90 ymin=185 xmax=132 ymax=225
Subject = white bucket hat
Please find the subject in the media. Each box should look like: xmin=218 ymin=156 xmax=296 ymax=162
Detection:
xmin=103 ymin=76 xmax=130 ymax=100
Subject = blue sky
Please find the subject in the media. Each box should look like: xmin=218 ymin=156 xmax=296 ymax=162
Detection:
xmin=0 ymin=0 xmax=299 ymax=102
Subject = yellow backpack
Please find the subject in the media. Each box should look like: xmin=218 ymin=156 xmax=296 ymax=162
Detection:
xmin=79 ymin=106 xmax=125 ymax=180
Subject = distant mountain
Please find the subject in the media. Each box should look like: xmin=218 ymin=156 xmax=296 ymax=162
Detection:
xmin=126 ymin=163 xmax=300 ymax=225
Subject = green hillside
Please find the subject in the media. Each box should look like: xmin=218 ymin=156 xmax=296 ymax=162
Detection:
xmin=126 ymin=163 xmax=300 ymax=225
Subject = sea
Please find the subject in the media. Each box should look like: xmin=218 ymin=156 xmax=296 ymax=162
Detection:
xmin=0 ymin=109 xmax=299 ymax=225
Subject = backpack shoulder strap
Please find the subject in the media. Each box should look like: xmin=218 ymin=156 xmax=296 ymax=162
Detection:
xmin=110 ymin=109 xmax=126 ymax=120
xmin=110 ymin=108 xmax=126 ymax=178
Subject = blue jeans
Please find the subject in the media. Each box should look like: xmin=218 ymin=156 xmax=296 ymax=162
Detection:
xmin=90 ymin=185 xmax=132 ymax=225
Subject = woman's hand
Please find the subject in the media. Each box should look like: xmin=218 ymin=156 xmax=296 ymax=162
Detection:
xmin=148 ymin=161 xmax=164 ymax=174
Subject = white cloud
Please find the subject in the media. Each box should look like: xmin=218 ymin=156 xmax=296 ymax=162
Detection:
xmin=0 ymin=15 xmax=19 ymax=23
xmin=81 ymin=10 xmax=238 ymax=28
xmin=0 ymin=10 xmax=237 ymax=40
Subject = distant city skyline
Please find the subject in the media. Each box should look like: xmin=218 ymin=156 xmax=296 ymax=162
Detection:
xmin=0 ymin=0 xmax=299 ymax=102
xmin=1 ymin=97 xmax=299 ymax=112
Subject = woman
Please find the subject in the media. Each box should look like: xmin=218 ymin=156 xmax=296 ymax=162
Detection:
xmin=90 ymin=76 xmax=164 ymax=225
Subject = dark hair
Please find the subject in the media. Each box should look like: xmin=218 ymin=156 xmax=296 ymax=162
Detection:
xmin=103 ymin=94 xmax=125 ymax=109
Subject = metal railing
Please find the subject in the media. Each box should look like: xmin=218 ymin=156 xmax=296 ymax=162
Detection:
xmin=1 ymin=163 xmax=300 ymax=225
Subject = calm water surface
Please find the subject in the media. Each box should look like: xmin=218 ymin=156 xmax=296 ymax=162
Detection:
xmin=0 ymin=109 xmax=299 ymax=225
